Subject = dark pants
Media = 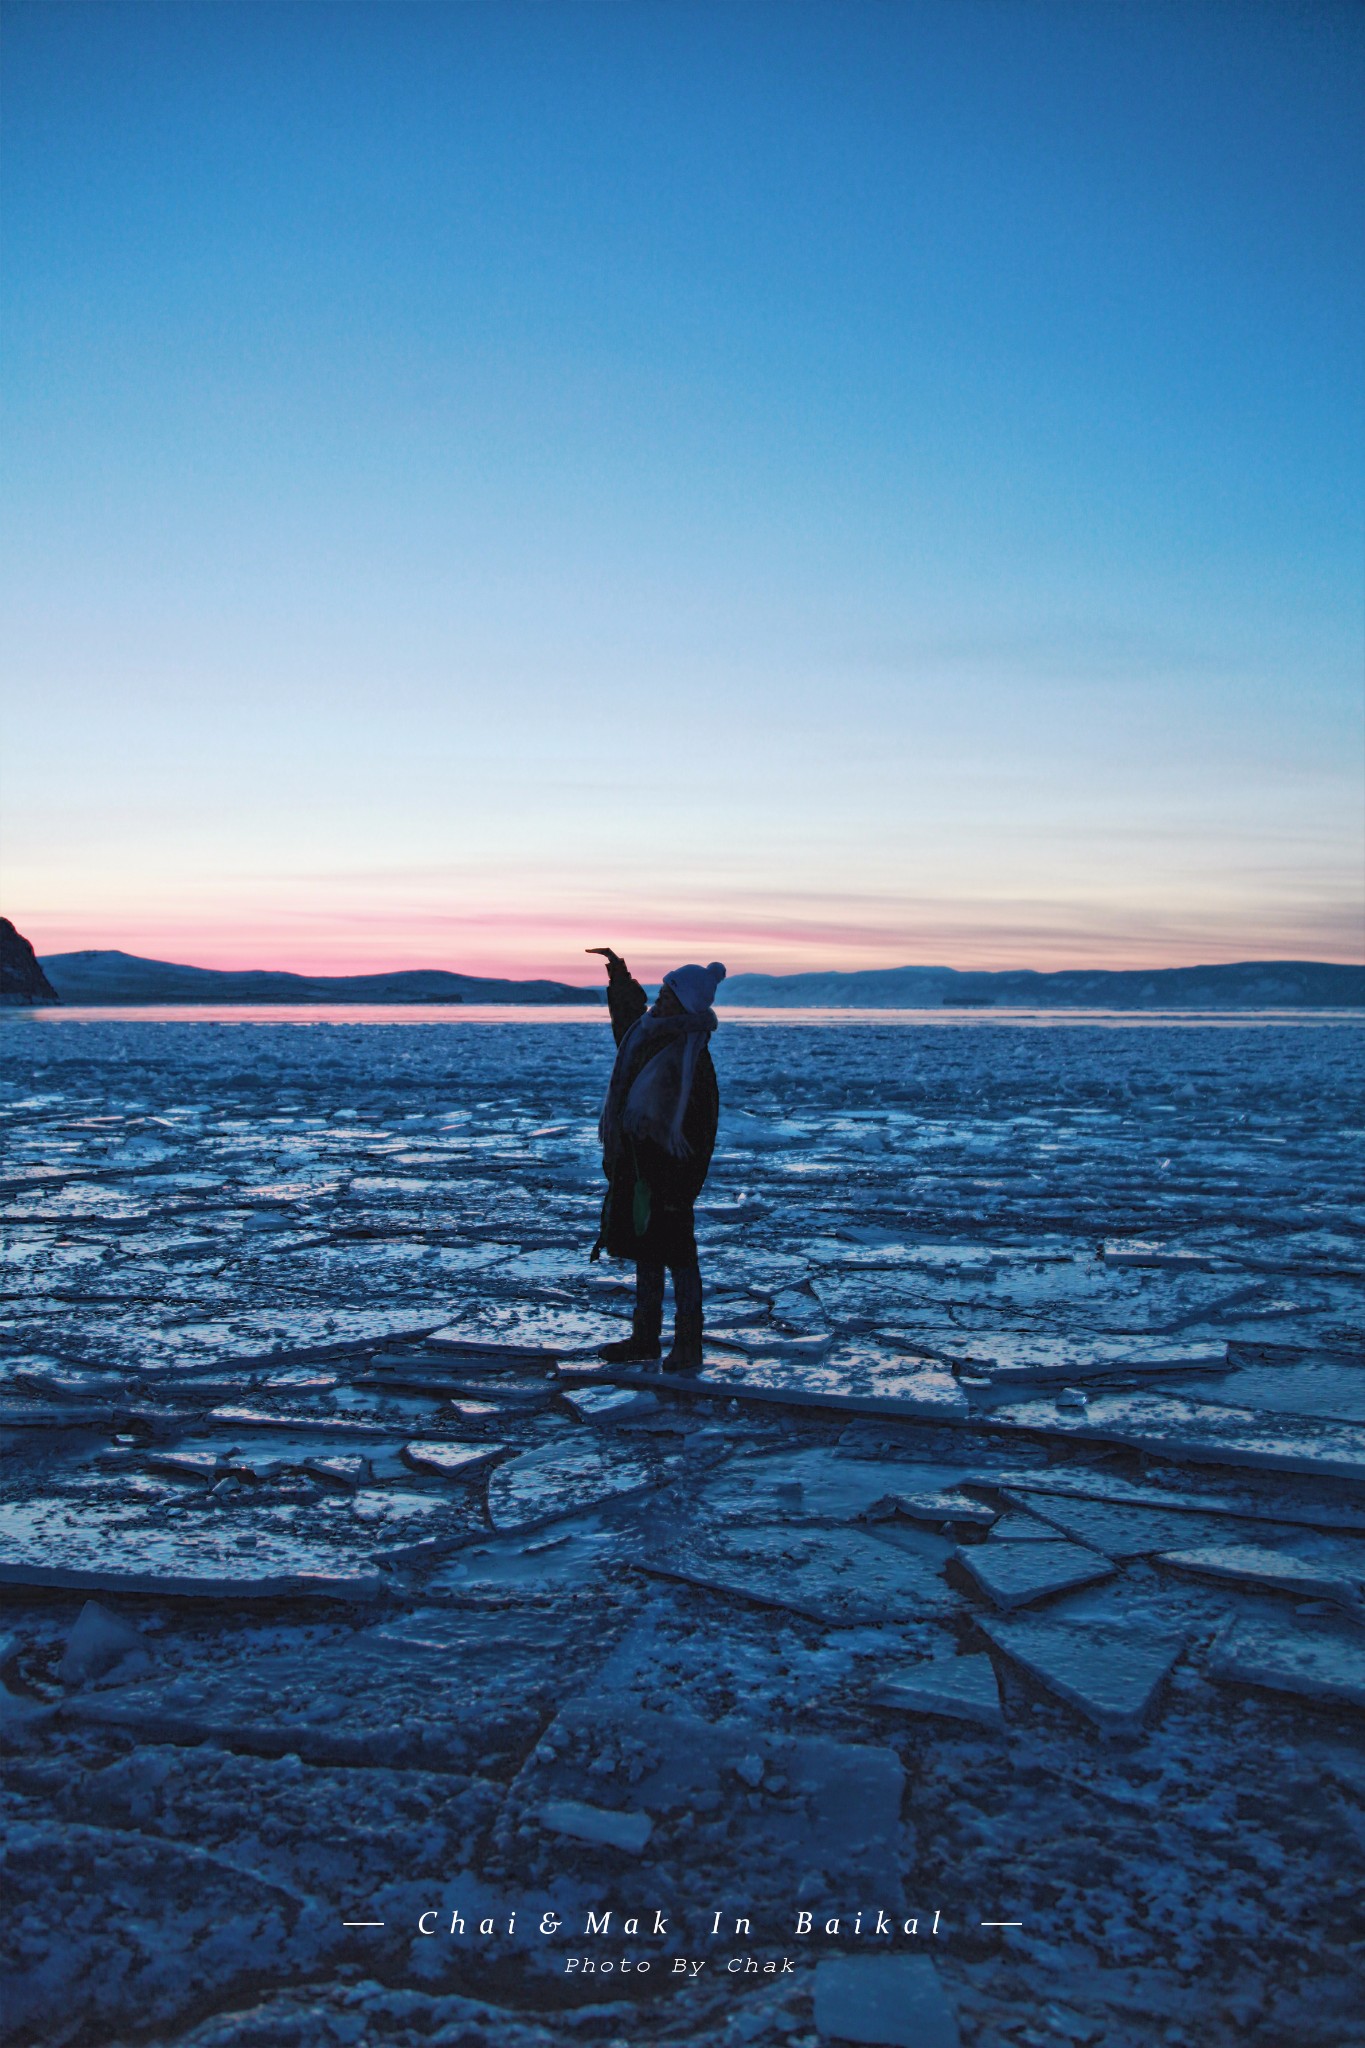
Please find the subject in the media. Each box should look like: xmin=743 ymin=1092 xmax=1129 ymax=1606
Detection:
xmin=634 ymin=1205 xmax=702 ymax=1330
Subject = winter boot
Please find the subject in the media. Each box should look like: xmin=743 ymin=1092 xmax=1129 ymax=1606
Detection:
xmin=597 ymin=1261 xmax=664 ymax=1363
xmin=662 ymin=1310 xmax=704 ymax=1370
xmin=663 ymin=1261 xmax=704 ymax=1371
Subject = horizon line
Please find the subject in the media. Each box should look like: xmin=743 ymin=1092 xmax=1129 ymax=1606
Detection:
xmin=28 ymin=940 xmax=1365 ymax=984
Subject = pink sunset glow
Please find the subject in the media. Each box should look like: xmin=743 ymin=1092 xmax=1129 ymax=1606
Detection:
xmin=18 ymin=890 xmax=1363 ymax=985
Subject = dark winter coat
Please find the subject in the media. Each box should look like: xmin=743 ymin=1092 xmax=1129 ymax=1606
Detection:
xmin=595 ymin=961 xmax=719 ymax=1262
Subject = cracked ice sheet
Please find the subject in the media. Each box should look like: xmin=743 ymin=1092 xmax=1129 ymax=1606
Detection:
xmin=1207 ymin=1614 xmax=1365 ymax=1711
xmin=6 ymin=1012 xmax=1365 ymax=2047
xmin=1153 ymin=1355 xmax=1365 ymax=1426
xmin=434 ymin=1303 xmax=623 ymax=1354
xmin=121 ymin=1308 xmax=454 ymax=1373
xmin=130 ymin=1431 xmax=425 ymax=1488
xmin=1154 ymin=1542 xmax=1365 ymax=1614
xmin=680 ymin=1349 xmax=969 ymax=1419
xmin=955 ymin=1538 xmax=1116 ymax=1611
xmin=696 ymin=1447 xmax=988 ymax=1525
xmin=648 ymin=1521 xmax=957 ymax=1625
xmin=973 ymin=1463 xmax=1365 ymax=1535
xmin=929 ymin=1333 xmax=1230 ymax=1383
xmin=984 ymin=1389 xmax=1365 ymax=1480
xmin=0 ymin=1498 xmax=388 ymax=1600
xmin=992 ymin=1489 xmax=1302 ymax=1559
xmin=61 ymin=1610 xmax=587 ymax=1769
xmin=814 ymin=1263 xmax=1252 ymax=1345
xmin=558 ymin=1382 xmax=661 ymax=1423
xmin=487 ymin=1440 xmax=660 ymax=1531
xmin=501 ymin=1696 xmax=909 ymax=1914
xmin=422 ymin=1514 xmax=641 ymax=1600
xmin=872 ymin=1652 xmax=1005 ymax=1731
xmin=975 ymin=1616 xmax=1183 ymax=1732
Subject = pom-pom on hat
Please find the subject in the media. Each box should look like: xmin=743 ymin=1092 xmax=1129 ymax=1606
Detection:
xmin=662 ymin=961 xmax=727 ymax=1015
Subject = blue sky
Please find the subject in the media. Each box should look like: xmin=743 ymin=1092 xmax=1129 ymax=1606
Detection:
xmin=3 ymin=0 xmax=1362 ymax=978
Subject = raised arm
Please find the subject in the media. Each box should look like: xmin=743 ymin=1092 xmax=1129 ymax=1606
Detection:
xmin=587 ymin=947 xmax=649 ymax=1045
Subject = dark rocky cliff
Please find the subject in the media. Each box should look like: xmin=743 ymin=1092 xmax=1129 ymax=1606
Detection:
xmin=0 ymin=919 xmax=59 ymax=1003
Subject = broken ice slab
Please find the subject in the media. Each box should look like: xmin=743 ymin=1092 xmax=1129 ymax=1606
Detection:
xmin=259 ymin=1366 xmax=340 ymax=1392
xmin=816 ymin=1237 xmax=1016 ymax=1272
xmin=1179 ymin=1357 xmax=1365 ymax=1428
xmin=537 ymin=1798 xmax=654 ymax=1854
xmin=205 ymin=1406 xmax=402 ymax=1435
xmin=1207 ymin=1614 xmax=1365 ymax=1712
xmin=649 ymin=1523 xmax=956 ymax=1625
xmin=495 ymin=1246 xmax=599 ymax=1284
xmin=0 ymin=1499 xmax=385 ymax=1601
xmin=66 ymin=1610 xmax=579 ymax=1769
xmin=814 ymin=1954 xmax=960 ymax=2048
xmin=730 ymin=1330 xmax=836 ymax=1360
xmin=872 ymin=1652 xmax=1004 ymax=1731
xmin=698 ymin=1449 xmax=985 ymax=1527
xmin=627 ymin=1350 xmax=970 ymax=1421
xmin=303 ymin=1455 xmax=370 ymax=1489
xmin=486 ymin=1441 xmax=657 ymax=1532
xmin=400 ymin=1441 xmax=507 ymax=1480
xmin=432 ymin=1305 xmax=624 ymax=1356
xmin=138 ymin=1429 xmax=415 ymax=1487
xmin=940 ymin=1333 xmax=1231 ymax=1386
xmin=955 ymin=1539 xmax=1115 ymax=1612
xmin=717 ymin=1107 xmax=814 ymax=1151
xmin=992 ymin=1488 xmax=1301 ymax=1560
xmin=167 ymin=1314 xmax=449 ymax=1369
xmin=1156 ymin=1544 xmax=1365 ymax=1616
xmin=422 ymin=1519 xmax=634 ymax=1598
xmin=703 ymin=1189 xmax=768 ymax=1220
xmin=771 ymin=1286 xmax=834 ymax=1332
xmin=252 ymin=1439 xmax=416 ymax=1484
xmin=0 ymin=1397 xmax=125 ymax=1432
xmin=10 ymin=1363 xmax=130 ymax=1400
xmin=366 ymin=1349 xmax=519 ymax=1379
xmin=986 ymin=1513 xmax=1067 ymax=1542
xmin=1101 ymin=1240 xmax=1215 ymax=1271
xmin=58 ymin=1600 xmax=152 ymax=1687
xmin=985 ymin=1390 xmax=1365 ymax=1482
xmin=0 ymin=1679 xmax=55 ymax=1734
xmin=141 ymin=1449 xmax=230 ymax=1484
xmin=975 ymin=1465 xmax=1365 ymax=1536
xmin=421 ymin=1327 xmax=560 ymax=1359
xmin=865 ymin=1491 xmax=998 ymax=1531
xmin=978 ymin=1616 xmax=1181 ymax=1732
xmin=559 ymin=1385 xmax=661 ymax=1423
xmin=429 ymin=1380 xmax=552 ymax=1408
xmin=60 ymin=1681 xmax=473 ymax=1774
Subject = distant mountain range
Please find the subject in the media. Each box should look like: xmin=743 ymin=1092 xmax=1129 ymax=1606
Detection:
xmin=717 ymin=961 xmax=1364 ymax=1008
xmin=31 ymin=949 xmax=602 ymax=1006
xmin=6 ymin=938 xmax=1361 ymax=1009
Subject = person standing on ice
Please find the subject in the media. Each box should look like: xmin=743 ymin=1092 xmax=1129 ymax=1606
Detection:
xmin=587 ymin=949 xmax=726 ymax=1370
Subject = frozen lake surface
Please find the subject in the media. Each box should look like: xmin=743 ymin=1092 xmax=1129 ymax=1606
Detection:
xmin=2 ymin=1011 xmax=1362 ymax=2047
